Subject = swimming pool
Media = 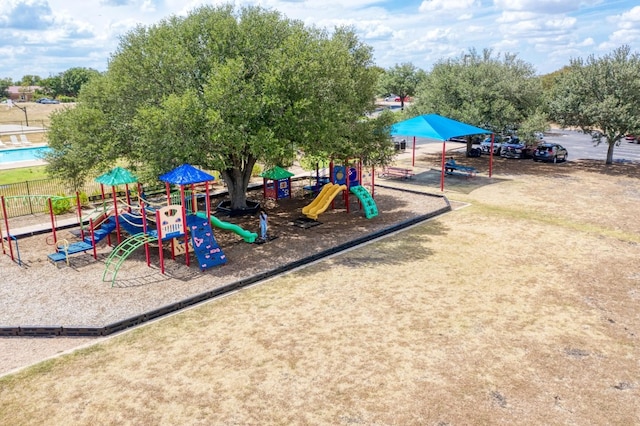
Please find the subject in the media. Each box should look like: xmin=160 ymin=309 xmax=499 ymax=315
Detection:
xmin=0 ymin=146 xmax=51 ymax=164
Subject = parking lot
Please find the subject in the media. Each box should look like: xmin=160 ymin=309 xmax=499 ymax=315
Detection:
xmin=543 ymin=128 xmax=640 ymax=163
xmin=401 ymin=127 xmax=640 ymax=164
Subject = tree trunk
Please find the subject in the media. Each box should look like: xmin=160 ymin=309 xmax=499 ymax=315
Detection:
xmin=606 ymin=141 xmax=615 ymax=165
xmin=221 ymin=158 xmax=257 ymax=210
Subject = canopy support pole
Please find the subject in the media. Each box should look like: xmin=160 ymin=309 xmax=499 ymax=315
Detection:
xmin=440 ymin=141 xmax=446 ymax=192
xmin=412 ymin=136 xmax=416 ymax=167
xmin=489 ymin=134 xmax=495 ymax=177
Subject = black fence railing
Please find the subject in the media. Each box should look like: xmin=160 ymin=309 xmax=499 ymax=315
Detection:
xmin=0 ymin=120 xmax=49 ymax=132
xmin=0 ymin=177 xmax=102 ymax=218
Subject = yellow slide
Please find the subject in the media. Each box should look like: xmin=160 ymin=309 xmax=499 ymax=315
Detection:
xmin=302 ymin=182 xmax=347 ymax=220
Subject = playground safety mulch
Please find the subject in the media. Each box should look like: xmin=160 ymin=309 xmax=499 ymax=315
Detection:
xmin=0 ymin=185 xmax=448 ymax=329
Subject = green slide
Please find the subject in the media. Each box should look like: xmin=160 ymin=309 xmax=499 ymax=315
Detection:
xmin=349 ymin=185 xmax=378 ymax=219
xmin=195 ymin=211 xmax=258 ymax=243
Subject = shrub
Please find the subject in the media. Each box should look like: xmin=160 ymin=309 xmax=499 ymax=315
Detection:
xmin=78 ymin=191 xmax=90 ymax=207
xmin=50 ymin=195 xmax=72 ymax=215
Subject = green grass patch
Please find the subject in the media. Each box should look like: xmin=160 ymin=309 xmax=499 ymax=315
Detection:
xmin=0 ymin=166 xmax=49 ymax=185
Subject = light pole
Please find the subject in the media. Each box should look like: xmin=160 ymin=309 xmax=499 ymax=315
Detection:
xmin=7 ymin=99 xmax=29 ymax=127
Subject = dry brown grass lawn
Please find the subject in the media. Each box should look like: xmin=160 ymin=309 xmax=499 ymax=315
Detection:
xmin=1 ymin=160 xmax=639 ymax=425
xmin=0 ymin=102 xmax=68 ymax=143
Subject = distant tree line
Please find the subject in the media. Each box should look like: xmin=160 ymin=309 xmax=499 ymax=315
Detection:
xmin=377 ymin=45 xmax=640 ymax=164
xmin=0 ymin=67 xmax=101 ymax=101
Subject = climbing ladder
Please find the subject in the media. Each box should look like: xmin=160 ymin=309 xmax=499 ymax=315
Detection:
xmin=102 ymin=232 xmax=158 ymax=286
xmin=349 ymin=185 xmax=378 ymax=219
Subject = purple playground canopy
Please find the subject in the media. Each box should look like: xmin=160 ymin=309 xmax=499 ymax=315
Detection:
xmin=159 ymin=164 xmax=215 ymax=185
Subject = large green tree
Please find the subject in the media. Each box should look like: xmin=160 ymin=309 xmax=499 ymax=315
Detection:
xmin=378 ymin=62 xmax=425 ymax=109
xmin=0 ymin=77 xmax=12 ymax=98
xmin=46 ymin=5 xmax=392 ymax=208
xmin=411 ymin=49 xmax=544 ymax=150
xmin=549 ymin=45 xmax=640 ymax=164
xmin=42 ymin=67 xmax=101 ymax=99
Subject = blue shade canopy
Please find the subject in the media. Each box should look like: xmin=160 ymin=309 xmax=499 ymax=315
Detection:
xmin=159 ymin=164 xmax=215 ymax=185
xmin=94 ymin=166 xmax=138 ymax=186
xmin=391 ymin=114 xmax=492 ymax=140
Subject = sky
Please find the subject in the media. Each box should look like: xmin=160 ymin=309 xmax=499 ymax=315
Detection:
xmin=0 ymin=0 xmax=639 ymax=81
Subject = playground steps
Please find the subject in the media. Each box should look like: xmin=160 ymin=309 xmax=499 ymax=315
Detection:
xmin=83 ymin=216 xmax=117 ymax=245
xmin=102 ymin=233 xmax=157 ymax=286
xmin=47 ymin=241 xmax=94 ymax=263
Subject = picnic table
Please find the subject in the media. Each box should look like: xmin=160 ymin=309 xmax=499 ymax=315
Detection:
xmin=378 ymin=166 xmax=415 ymax=180
xmin=444 ymin=159 xmax=477 ymax=178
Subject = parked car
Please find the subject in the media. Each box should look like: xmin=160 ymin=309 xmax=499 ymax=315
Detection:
xmin=394 ymin=95 xmax=411 ymax=102
xmin=532 ymin=143 xmax=568 ymax=163
xmin=626 ymin=134 xmax=640 ymax=143
xmin=480 ymin=135 xmax=511 ymax=155
xmin=36 ymin=98 xmax=60 ymax=104
xmin=501 ymin=139 xmax=535 ymax=159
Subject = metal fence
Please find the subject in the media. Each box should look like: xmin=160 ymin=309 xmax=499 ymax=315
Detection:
xmin=0 ymin=177 xmax=102 ymax=218
xmin=0 ymin=120 xmax=49 ymax=133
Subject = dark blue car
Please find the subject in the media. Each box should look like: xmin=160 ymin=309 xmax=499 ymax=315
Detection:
xmin=533 ymin=143 xmax=568 ymax=163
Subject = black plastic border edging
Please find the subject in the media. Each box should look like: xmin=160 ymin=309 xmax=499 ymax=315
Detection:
xmin=1 ymin=187 xmax=451 ymax=338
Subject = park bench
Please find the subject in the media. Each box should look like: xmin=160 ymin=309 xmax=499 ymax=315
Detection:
xmin=444 ymin=159 xmax=477 ymax=178
xmin=378 ymin=166 xmax=415 ymax=180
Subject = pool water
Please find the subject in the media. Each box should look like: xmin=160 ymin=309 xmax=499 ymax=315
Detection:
xmin=0 ymin=147 xmax=51 ymax=164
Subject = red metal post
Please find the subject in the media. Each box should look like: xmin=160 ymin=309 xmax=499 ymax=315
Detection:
xmin=371 ymin=166 xmax=375 ymax=198
xmin=205 ymin=182 xmax=211 ymax=219
xmin=100 ymin=184 xmax=111 ymax=246
xmin=262 ymin=178 xmax=267 ymax=200
xmin=76 ymin=192 xmax=85 ymax=241
xmin=345 ymin=160 xmax=350 ymax=214
xmin=440 ymin=141 xmax=447 ymax=192
xmin=140 ymin=198 xmax=150 ymax=267
xmin=125 ymin=184 xmax=132 ymax=212
xmin=48 ymin=197 xmax=57 ymax=246
xmin=89 ymin=218 xmax=97 ymax=260
xmin=2 ymin=196 xmax=14 ymax=260
xmin=412 ymin=136 xmax=416 ymax=167
xmin=489 ymin=134 xmax=495 ymax=177
xmin=112 ymin=186 xmax=121 ymax=245
xmin=180 ymin=185 xmax=190 ymax=266
xmin=156 ymin=209 xmax=165 ymax=274
xmin=0 ymin=197 xmax=6 ymax=256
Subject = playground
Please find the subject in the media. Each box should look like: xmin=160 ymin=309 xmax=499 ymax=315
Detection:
xmin=0 ymin=169 xmax=449 ymax=328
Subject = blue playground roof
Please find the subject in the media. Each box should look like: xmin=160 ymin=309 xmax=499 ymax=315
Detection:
xmin=391 ymin=113 xmax=491 ymax=140
xmin=159 ymin=164 xmax=215 ymax=185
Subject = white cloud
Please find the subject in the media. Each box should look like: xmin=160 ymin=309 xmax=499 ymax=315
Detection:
xmin=496 ymin=11 xmax=537 ymax=23
xmin=0 ymin=0 xmax=638 ymax=79
xmin=419 ymin=0 xmax=479 ymax=13
xmin=493 ymin=0 xmax=591 ymax=14
xmin=613 ymin=5 xmax=640 ymax=29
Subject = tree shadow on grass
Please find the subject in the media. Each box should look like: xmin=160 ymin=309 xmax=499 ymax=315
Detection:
xmin=378 ymin=167 xmax=509 ymax=195
xmin=298 ymin=220 xmax=449 ymax=273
